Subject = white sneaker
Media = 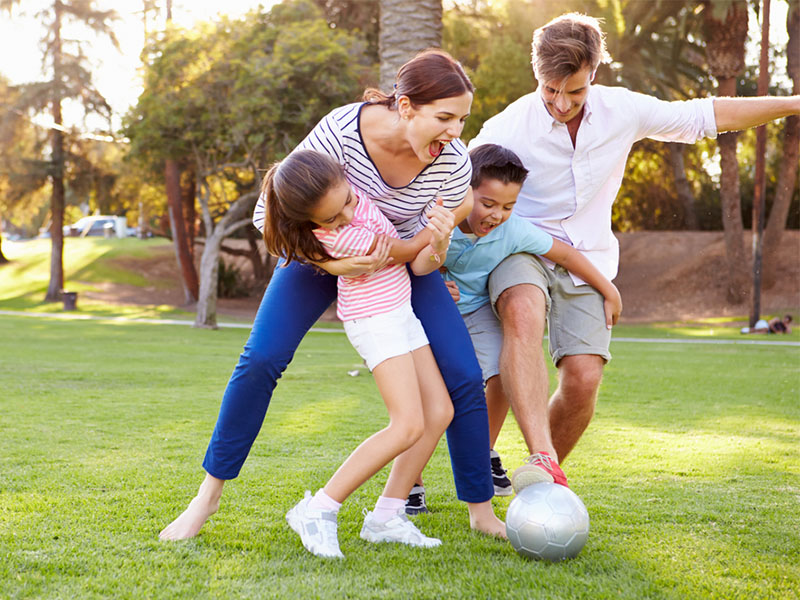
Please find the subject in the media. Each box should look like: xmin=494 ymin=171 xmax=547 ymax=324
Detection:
xmin=359 ymin=509 xmax=441 ymax=548
xmin=286 ymin=491 xmax=343 ymax=558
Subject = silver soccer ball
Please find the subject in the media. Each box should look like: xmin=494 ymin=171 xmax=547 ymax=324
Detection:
xmin=506 ymin=482 xmax=590 ymax=561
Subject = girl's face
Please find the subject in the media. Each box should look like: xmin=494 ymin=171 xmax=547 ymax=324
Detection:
xmin=399 ymin=92 xmax=473 ymax=164
xmin=308 ymin=179 xmax=355 ymax=230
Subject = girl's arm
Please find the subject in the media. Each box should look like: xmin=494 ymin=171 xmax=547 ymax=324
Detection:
xmin=542 ymin=239 xmax=623 ymax=328
xmin=312 ymin=236 xmax=392 ymax=277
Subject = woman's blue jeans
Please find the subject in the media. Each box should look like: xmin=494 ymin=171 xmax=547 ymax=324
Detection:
xmin=202 ymin=260 xmax=493 ymax=503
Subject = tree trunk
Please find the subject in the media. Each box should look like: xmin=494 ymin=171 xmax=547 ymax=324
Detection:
xmin=666 ymin=142 xmax=697 ymax=230
xmin=0 ymin=232 xmax=8 ymax=264
xmin=378 ymin=0 xmax=442 ymax=90
xmin=762 ymin=1 xmax=800 ymax=287
xmin=702 ymin=0 xmax=750 ymax=304
xmin=181 ymin=165 xmax=196 ymax=257
xmin=45 ymin=1 xmax=65 ymax=303
xmin=165 ymin=159 xmax=199 ymax=304
xmin=194 ymin=228 xmax=223 ymax=329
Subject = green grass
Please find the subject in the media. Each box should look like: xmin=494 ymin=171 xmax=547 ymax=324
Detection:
xmin=1 ymin=313 xmax=798 ymax=599
xmin=0 ymin=238 xmax=192 ymax=320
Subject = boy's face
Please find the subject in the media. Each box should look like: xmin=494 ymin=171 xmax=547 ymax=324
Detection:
xmin=461 ymin=178 xmax=521 ymax=237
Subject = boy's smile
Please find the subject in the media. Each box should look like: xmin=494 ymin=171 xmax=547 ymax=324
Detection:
xmin=461 ymin=179 xmax=522 ymax=237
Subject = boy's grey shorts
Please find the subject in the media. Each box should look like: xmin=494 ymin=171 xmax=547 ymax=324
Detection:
xmin=488 ymin=253 xmax=612 ymax=366
xmin=462 ymin=303 xmax=503 ymax=384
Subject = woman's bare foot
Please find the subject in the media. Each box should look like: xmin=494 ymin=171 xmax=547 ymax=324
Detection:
xmin=159 ymin=474 xmax=224 ymax=540
xmin=468 ymin=500 xmax=507 ymax=539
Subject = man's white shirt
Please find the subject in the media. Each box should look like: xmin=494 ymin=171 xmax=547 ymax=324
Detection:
xmin=469 ymin=85 xmax=717 ymax=284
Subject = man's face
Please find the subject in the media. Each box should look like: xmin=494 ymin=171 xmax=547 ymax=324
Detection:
xmin=539 ymin=65 xmax=593 ymax=124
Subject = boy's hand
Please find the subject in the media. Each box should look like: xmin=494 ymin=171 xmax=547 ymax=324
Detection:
xmin=604 ymin=284 xmax=623 ymax=329
xmin=444 ymin=279 xmax=460 ymax=303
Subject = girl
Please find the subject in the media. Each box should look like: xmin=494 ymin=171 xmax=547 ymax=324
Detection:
xmin=160 ymin=49 xmax=505 ymax=543
xmin=262 ymin=149 xmax=452 ymax=558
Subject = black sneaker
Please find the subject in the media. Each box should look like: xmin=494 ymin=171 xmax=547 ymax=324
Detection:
xmin=490 ymin=449 xmax=512 ymax=496
xmin=404 ymin=484 xmax=429 ymax=515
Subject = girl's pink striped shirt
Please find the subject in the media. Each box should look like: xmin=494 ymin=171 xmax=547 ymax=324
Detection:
xmin=313 ymin=189 xmax=411 ymax=321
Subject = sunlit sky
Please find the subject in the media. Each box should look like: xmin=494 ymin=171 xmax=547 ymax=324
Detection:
xmin=0 ymin=0 xmax=790 ymax=135
xmin=0 ymin=1 xmax=278 ymax=131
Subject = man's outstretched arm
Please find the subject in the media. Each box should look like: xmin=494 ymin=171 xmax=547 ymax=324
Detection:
xmin=714 ymin=95 xmax=800 ymax=133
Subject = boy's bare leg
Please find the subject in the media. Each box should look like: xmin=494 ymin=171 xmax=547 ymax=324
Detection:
xmin=159 ymin=473 xmax=225 ymax=540
xmin=485 ymin=375 xmax=510 ymax=449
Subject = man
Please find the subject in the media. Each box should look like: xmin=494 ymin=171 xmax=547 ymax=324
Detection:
xmin=469 ymin=13 xmax=800 ymax=490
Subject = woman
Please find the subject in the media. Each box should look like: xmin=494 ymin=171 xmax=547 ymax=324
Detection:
xmin=160 ymin=49 xmax=505 ymax=541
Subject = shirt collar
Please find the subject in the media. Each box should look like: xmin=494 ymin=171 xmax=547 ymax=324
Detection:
xmin=534 ymin=85 xmax=595 ymax=130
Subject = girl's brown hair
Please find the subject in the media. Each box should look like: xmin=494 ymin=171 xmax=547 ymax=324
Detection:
xmin=261 ymin=149 xmax=346 ymax=266
xmin=363 ymin=48 xmax=474 ymax=109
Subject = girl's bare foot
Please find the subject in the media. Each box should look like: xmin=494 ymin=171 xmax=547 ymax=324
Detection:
xmin=159 ymin=474 xmax=224 ymax=540
xmin=468 ymin=500 xmax=507 ymax=538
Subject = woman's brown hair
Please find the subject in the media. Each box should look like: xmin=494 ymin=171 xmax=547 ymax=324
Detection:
xmin=363 ymin=48 xmax=474 ymax=109
xmin=261 ymin=150 xmax=346 ymax=266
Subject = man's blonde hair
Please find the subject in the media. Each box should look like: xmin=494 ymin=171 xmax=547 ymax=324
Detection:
xmin=531 ymin=13 xmax=611 ymax=84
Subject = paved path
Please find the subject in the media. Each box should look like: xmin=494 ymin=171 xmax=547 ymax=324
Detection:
xmin=3 ymin=309 xmax=798 ymax=346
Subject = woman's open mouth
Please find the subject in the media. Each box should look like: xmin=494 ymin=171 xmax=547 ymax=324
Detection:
xmin=428 ymin=140 xmax=447 ymax=158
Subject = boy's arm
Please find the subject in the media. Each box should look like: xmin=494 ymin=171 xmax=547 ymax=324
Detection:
xmin=542 ymin=239 xmax=623 ymax=327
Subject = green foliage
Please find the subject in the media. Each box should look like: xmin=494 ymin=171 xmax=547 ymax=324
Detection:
xmin=124 ymin=0 xmax=371 ymax=177
xmin=0 ymin=314 xmax=798 ymax=598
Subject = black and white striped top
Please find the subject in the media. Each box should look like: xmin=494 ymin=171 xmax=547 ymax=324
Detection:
xmin=253 ymin=102 xmax=472 ymax=240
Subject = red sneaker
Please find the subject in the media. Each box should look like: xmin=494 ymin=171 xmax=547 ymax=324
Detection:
xmin=511 ymin=452 xmax=569 ymax=492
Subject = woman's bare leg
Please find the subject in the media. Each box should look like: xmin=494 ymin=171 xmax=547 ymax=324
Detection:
xmin=159 ymin=473 xmax=225 ymax=540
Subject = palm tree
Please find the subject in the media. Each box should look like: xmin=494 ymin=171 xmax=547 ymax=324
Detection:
xmin=701 ymin=0 xmax=750 ymax=304
xmin=762 ymin=0 xmax=800 ymax=286
xmin=378 ymin=0 xmax=442 ymax=89
xmin=0 ymin=0 xmax=118 ymax=301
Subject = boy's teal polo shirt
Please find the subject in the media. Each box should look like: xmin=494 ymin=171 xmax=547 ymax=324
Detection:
xmin=443 ymin=214 xmax=553 ymax=315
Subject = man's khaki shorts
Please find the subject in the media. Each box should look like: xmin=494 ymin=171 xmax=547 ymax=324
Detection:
xmin=488 ymin=253 xmax=612 ymax=365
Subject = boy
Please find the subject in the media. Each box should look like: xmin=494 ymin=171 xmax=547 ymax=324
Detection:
xmin=444 ymin=144 xmax=621 ymax=493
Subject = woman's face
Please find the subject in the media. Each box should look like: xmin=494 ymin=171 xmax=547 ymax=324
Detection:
xmin=400 ymin=92 xmax=473 ymax=164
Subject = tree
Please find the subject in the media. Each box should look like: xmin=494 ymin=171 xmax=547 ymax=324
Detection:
xmin=125 ymin=0 xmax=369 ymax=327
xmin=378 ymin=0 xmax=442 ymax=89
xmin=763 ymin=0 xmax=800 ymax=286
xmin=0 ymin=0 xmax=118 ymax=301
xmin=701 ymin=0 xmax=751 ymax=303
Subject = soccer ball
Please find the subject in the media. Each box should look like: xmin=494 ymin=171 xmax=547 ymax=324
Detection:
xmin=505 ymin=483 xmax=590 ymax=561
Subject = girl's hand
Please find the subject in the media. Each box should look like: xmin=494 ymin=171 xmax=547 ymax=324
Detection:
xmin=604 ymin=284 xmax=623 ymax=329
xmin=318 ymin=235 xmax=392 ymax=277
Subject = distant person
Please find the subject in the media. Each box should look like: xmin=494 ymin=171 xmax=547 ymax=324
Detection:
xmin=741 ymin=314 xmax=793 ymax=334
xmin=469 ymin=12 xmax=800 ymax=490
xmin=260 ymin=150 xmax=451 ymax=557
xmin=160 ymin=49 xmax=506 ymax=543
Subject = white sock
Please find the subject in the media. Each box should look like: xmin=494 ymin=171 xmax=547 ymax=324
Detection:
xmin=308 ymin=488 xmax=341 ymax=513
xmin=372 ymin=496 xmax=406 ymax=523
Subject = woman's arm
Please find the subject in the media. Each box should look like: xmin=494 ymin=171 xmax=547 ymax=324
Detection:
xmin=410 ymin=201 xmax=455 ymax=275
xmin=311 ymin=235 xmax=392 ymax=277
xmin=542 ymin=239 xmax=623 ymax=327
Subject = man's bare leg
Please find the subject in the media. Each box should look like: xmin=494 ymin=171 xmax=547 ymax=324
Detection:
xmin=549 ymin=354 xmax=604 ymax=462
xmin=159 ymin=473 xmax=224 ymax=540
xmin=495 ymin=284 xmax=555 ymax=456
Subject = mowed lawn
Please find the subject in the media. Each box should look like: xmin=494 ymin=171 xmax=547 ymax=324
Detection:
xmin=0 ymin=313 xmax=798 ymax=599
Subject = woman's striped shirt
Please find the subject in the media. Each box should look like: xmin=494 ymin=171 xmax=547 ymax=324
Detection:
xmin=253 ymin=102 xmax=472 ymax=240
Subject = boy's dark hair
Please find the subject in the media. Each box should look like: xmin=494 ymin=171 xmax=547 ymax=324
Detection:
xmin=469 ymin=144 xmax=529 ymax=189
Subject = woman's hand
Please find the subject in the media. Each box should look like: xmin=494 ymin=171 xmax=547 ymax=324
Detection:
xmin=316 ymin=235 xmax=393 ymax=277
xmin=426 ymin=198 xmax=455 ymax=253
